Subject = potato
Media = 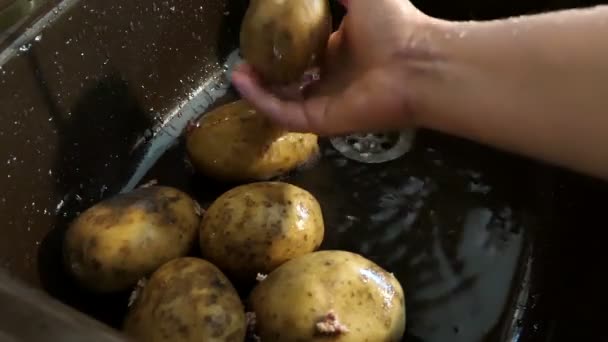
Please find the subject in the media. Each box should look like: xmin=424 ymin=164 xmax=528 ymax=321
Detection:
xmin=200 ymin=181 xmax=324 ymax=281
xmin=124 ymin=257 xmax=246 ymax=342
xmin=240 ymin=0 xmax=332 ymax=85
xmin=249 ymin=250 xmax=406 ymax=342
xmin=186 ymin=100 xmax=319 ymax=182
xmin=63 ymin=186 xmax=201 ymax=293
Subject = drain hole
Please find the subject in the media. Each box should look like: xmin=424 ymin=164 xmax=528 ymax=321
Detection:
xmin=330 ymin=129 xmax=416 ymax=164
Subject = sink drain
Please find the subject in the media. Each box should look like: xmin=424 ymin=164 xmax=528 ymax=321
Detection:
xmin=329 ymin=129 xmax=416 ymax=164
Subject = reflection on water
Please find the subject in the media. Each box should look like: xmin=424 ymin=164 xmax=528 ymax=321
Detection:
xmin=284 ymin=137 xmax=526 ymax=342
xmin=411 ymin=208 xmax=522 ymax=341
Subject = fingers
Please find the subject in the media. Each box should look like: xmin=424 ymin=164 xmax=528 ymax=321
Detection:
xmin=232 ymin=62 xmax=409 ymax=136
xmin=231 ymin=64 xmax=329 ymax=133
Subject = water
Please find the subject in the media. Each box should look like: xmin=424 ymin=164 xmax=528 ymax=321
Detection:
xmin=18 ymin=44 xmax=31 ymax=52
xmin=11 ymin=43 xmax=530 ymax=338
xmin=131 ymin=110 xmax=531 ymax=342
xmin=118 ymin=50 xmax=240 ymax=192
xmin=0 ymin=28 xmax=542 ymax=339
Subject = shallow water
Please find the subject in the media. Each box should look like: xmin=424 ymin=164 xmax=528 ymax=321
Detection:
xmin=0 ymin=36 xmax=540 ymax=339
xmin=134 ymin=112 xmax=538 ymax=341
xmin=2 ymin=0 xmax=607 ymax=339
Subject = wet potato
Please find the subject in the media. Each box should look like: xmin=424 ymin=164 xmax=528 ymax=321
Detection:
xmin=250 ymin=250 xmax=406 ymax=342
xmin=63 ymin=186 xmax=201 ymax=293
xmin=186 ymin=100 xmax=319 ymax=182
xmin=240 ymin=0 xmax=332 ymax=85
xmin=200 ymin=181 xmax=325 ymax=282
xmin=124 ymin=257 xmax=246 ymax=342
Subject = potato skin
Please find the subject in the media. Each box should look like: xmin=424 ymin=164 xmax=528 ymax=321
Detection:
xmin=63 ymin=186 xmax=201 ymax=293
xmin=124 ymin=257 xmax=246 ymax=342
xmin=250 ymin=250 xmax=406 ymax=342
xmin=186 ymin=100 xmax=319 ymax=182
xmin=200 ymin=182 xmax=324 ymax=281
xmin=240 ymin=0 xmax=332 ymax=85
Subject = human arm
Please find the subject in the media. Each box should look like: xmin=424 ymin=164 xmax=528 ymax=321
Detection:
xmin=231 ymin=2 xmax=608 ymax=180
xmin=411 ymin=5 xmax=608 ymax=179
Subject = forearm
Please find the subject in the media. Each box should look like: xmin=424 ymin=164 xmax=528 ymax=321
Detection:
xmin=410 ymin=6 xmax=608 ymax=179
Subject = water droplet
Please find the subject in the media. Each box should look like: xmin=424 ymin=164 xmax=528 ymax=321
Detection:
xmin=19 ymin=44 xmax=32 ymax=52
xmin=34 ymin=34 xmax=42 ymax=42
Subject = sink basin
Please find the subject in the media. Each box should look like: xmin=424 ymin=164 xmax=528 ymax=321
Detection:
xmin=1 ymin=0 xmax=607 ymax=341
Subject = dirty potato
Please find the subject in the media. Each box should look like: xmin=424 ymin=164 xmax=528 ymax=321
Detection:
xmin=124 ymin=257 xmax=246 ymax=342
xmin=240 ymin=0 xmax=332 ymax=84
xmin=63 ymin=186 xmax=201 ymax=293
xmin=200 ymin=182 xmax=324 ymax=281
xmin=186 ymin=100 xmax=319 ymax=182
xmin=249 ymin=250 xmax=406 ymax=342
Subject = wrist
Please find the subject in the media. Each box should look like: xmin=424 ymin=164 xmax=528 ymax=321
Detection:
xmin=391 ymin=16 xmax=458 ymax=128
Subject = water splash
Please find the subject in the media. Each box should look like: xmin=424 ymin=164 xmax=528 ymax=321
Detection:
xmin=120 ymin=49 xmax=242 ymax=192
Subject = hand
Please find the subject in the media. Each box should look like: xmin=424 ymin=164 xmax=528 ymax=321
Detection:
xmin=231 ymin=0 xmax=435 ymax=136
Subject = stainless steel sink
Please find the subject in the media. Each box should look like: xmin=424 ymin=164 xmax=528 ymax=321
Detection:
xmin=0 ymin=0 xmax=606 ymax=341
